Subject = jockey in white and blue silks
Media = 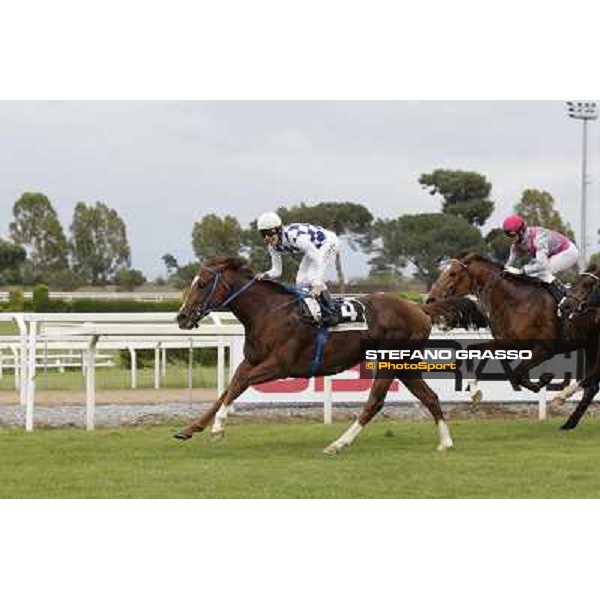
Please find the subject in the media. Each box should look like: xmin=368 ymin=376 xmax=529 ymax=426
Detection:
xmin=256 ymin=211 xmax=341 ymax=326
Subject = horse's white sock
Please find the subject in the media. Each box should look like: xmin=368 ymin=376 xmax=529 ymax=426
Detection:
xmin=212 ymin=404 xmax=230 ymax=433
xmin=337 ymin=420 xmax=363 ymax=446
xmin=437 ymin=420 xmax=453 ymax=447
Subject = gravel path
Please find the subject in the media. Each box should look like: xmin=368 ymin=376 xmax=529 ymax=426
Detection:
xmin=1 ymin=395 xmax=592 ymax=429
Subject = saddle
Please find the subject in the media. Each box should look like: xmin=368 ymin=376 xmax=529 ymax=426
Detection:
xmin=300 ymin=296 xmax=368 ymax=330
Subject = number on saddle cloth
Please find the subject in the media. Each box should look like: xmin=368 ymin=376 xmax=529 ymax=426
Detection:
xmin=334 ymin=298 xmax=366 ymax=324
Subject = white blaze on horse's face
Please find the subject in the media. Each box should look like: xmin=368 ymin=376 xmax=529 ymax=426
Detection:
xmin=179 ymin=274 xmax=201 ymax=312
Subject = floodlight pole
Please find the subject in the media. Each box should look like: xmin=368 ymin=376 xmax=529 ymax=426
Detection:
xmin=567 ymin=101 xmax=598 ymax=268
xmin=580 ymin=117 xmax=589 ymax=266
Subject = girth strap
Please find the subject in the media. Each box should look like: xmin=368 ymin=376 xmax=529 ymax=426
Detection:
xmin=308 ymin=325 xmax=330 ymax=378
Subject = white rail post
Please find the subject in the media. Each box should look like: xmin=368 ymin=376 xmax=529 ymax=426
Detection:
xmin=86 ymin=335 xmax=98 ymax=431
xmin=10 ymin=346 xmax=20 ymax=391
xmin=323 ymin=375 xmax=333 ymax=425
xmin=0 ymin=348 xmax=3 ymax=380
xmin=538 ymin=387 xmax=548 ymax=421
xmin=25 ymin=321 xmax=38 ymax=432
xmin=15 ymin=315 xmax=28 ymax=406
xmin=217 ymin=341 xmax=225 ymax=398
xmin=129 ymin=346 xmax=137 ymax=389
xmin=154 ymin=343 xmax=161 ymax=389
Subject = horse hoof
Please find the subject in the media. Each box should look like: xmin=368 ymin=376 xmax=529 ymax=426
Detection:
xmin=437 ymin=442 xmax=454 ymax=452
xmin=174 ymin=431 xmax=193 ymax=440
xmin=560 ymin=422 xmax=576 ymax=431
xmin=323 ymin=443 xmax=343 ymax=456
xmin=210 ymin=430 xmax=225 ymax=442
xmin=551 ymin=396 xmax=566 ymax=408
xmin=471 ymin=390 xmax=482 ymax=406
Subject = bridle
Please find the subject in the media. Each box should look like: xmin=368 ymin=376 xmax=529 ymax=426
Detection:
xmin=441 ymin=258 xmax=469 ymax=298
xmin=559 ymin=271 xmax=600 ymax=318
xmin=181 ymin=266 xmax=258 ymax=326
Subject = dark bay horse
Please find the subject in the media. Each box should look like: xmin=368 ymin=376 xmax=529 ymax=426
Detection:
xmin=559 ymin=263 xmax=600 ymax=319
xmin=427 ymin=252 xmax=600 ymax=430
xmin=175 ymin=256 xmax=485 ymax=454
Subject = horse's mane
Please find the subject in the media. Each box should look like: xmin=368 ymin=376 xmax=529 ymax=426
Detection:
xmin=205 ymin=255 xmax=254 ymax=275
xmin=455 ymin=252 xmax=548 ymax=289
xmin=203 ymin=256 xmax=302 ymax=296
xmin=455 ymin=251 xmax=504 ymax=270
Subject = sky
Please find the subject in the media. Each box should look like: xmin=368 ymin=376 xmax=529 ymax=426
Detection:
xmin=0 ymin=100 xmax=598 ymax=279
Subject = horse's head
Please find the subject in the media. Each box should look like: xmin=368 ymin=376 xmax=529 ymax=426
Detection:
xmin=426 ymin=254 xmax=475 ymax=303
xmin=558 ymin=264 xmax=600 ymax=319
xmin=177 ymin=257 xmax=251 ymax=329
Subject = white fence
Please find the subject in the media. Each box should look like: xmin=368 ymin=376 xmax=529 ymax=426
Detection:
xmin=0 ymin=312 xmax=581 ymax=431
xmin=0 ymin=312 xmax=245 ymax=431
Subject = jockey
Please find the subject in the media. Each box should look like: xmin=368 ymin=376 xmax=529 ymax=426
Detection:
xmin=502 ymin=213 xmax=579 ymax=302
xmin=256 ymin=211 xmax=341 ymax=326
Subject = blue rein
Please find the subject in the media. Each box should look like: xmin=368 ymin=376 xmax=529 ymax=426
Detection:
xmin=192 ymin=267 xmax=258 ymax=322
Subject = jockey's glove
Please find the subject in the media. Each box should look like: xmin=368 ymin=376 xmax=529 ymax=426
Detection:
xmin=504 ymin=266 xmax=522 ymax=275
xmin=310 ymin=280 xmax=326 ymax=297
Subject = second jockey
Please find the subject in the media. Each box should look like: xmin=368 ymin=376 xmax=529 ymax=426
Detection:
xmin=502 ymin=213 xmax=579 ymax=303
xmin=256 ymin=211 xmax=341 ymax=327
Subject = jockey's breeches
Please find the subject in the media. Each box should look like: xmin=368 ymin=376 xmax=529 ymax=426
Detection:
xmin=528 ymin=243 xmax=579 ymax=282
xmin=296 ymin=240 xmax=340 ymax=288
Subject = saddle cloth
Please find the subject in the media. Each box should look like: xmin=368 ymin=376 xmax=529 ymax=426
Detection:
xmin=302 ymin=297 xmax=368 ymax=331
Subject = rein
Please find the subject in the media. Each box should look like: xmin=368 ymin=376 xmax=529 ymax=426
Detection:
xmin=189 ymin=267 xmax=258 ymax=323
xmin=560 ymin=271 xmax=600 ymax=316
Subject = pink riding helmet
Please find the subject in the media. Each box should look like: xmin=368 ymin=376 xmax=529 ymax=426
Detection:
xmin=502 ymin=214 xmax=526 ymax=234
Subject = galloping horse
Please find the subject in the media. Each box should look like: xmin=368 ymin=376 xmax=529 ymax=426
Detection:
xmin=427 ymin=252 xmax=600 ymax=430
xmin=175 ymin=256 xmax=485 ymax=454
xmin=558 ymin=263 xmax=600 ymax=319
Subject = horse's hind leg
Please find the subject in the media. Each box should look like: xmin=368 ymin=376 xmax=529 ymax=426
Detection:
xmin=323 ymin=377 xmax=393 ymax=456
xmin=561 ymin=344 xmax=600 ymax=430
xmin=560 ymin=381 xmax=599 ymax=430
xmin=401 ymin=375 xmax=453 ymax=452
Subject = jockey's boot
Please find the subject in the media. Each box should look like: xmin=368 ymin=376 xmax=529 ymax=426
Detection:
xmin=547 ymin=278 xmax=567 ymax=310
xmin=319 ymin=290 xmax=340 ymax=327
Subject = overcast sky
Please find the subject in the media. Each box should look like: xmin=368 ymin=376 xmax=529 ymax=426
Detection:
xmin=1 ymin=101 xmax=598 ymax=279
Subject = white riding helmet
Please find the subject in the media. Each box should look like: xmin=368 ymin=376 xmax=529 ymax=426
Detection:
xmin=257 ymin=212 xmax=282 ymax=231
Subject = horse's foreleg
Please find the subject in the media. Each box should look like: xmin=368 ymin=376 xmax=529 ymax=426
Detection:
xmin=560 ymin=381 xmax=600 ymax=430
xmin=174 ymin=360 xmax=253 ymax=440
xmin=466 ymin=379 xmax=482 ymax=405
xmin=323 ymin=377 xmax=393 ymax=456
xmin=560 ymin=344 xmax=600 ymax=430
xmin=402 ymin=375 xmax=453 ymax=451
xmin=510 ymin=346 xmax=557 ymax=393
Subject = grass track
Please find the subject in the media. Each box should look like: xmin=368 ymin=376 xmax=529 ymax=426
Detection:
xmin=2 ymin=419 xmax=600 ymax=498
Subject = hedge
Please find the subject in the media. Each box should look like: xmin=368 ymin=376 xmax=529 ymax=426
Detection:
xmin=0 ymin=298 xmax=182 ymax=313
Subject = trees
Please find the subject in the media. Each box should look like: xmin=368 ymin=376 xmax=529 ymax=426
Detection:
xmin=9 ymin=192 xmax=69 ymax=278
xmin=0 ymin=239 xmax=26 ymax=285
xmin=485 ymin=228 xmax=512 ymax=263
xmin=114 ymin=268 xmax=147 ymax=291
xmin=513 ymin=189 xmax=575 ymax=239
xmin=418 ymin=170 xmax=494 ymax=227
xmin=371 ymin=213 xmax=486 ymax=286
xmin=192 ymin=214 xmax=243 ymax=261
xmin=70 ymin=201 xmax=131 ymax=285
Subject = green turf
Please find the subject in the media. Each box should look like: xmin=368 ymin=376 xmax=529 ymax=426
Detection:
xmin=2 ymin=419 xmax=600 ymax=498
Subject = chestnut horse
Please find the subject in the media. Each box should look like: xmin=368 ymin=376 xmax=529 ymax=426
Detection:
xmin=175 ymin=256 xmax=485 ymax=454
xmin=427 ymin=252 xmax=600 ymax=430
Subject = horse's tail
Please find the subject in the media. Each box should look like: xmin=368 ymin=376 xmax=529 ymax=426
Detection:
xmin=421 ymin=297 xmax=488 ymax=331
